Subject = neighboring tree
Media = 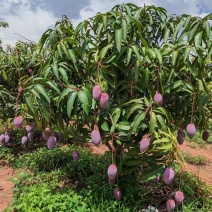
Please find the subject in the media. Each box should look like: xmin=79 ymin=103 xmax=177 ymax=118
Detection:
xmin=0 ymin=21 xmax=9 ymax=49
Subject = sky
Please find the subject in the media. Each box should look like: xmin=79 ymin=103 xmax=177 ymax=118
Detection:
xmin=0 ymin=0 xmax=211 ymax=48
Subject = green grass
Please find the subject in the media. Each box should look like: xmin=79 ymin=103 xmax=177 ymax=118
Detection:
xmin=182 ymin=151 xmax=208 ymax=165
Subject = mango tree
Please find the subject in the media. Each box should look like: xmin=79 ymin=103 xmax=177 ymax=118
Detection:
xmin=0 ymin=3 xmax=211 ymax=210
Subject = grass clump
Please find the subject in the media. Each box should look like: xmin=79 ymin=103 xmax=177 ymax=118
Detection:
xmin=182 ymin=151 xmax=208 ymax=165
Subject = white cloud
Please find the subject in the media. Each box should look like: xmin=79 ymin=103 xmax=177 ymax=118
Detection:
xmin=0 ymin=0 xmax=57 ymax=48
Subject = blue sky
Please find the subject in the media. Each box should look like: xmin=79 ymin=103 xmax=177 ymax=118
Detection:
xmin=0 ymin=0 xmax=211 ymax=47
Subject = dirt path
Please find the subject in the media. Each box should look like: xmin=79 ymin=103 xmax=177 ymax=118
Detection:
xmin=182 ymin=142 xmax=212 ymax=185
xmin=0 ymin=161 xmax=16 ymax=211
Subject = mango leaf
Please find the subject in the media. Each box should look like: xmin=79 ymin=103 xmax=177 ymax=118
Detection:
xmin=173 ymin=19 xmax=185 ymax=40
xmin=172 ymin=50 xmax=178 ymax=66
xmin=188 ymin=22 xmax=200 ymax=42
xmin=156 ymin=115 xmax=167 ymax=131
xmin=153 ymin=138 xmax=170 ymax=144
xmin=141 ymin=69 xmax=150 ymax=90
xmin=38 ymin=96 xmax=50 ymax=123
xmin=68 ymin=49 xmax=77 ymax=64
xmin=58 ymin=67 xmax=68 ymax=83
xmin=101 ymin=121 xmax=110 ymax=131
xmin=52 ymin=60 xmax=59 ymax=80
xmin=34 ymin=84 xmax=50 ymax=104
xmin=139 ymin=164 xmax=165 ymax=182
xmin=115 ymin=28 xmax=122 ymax=52
xmin=110 ymin=108 xmax=121 ymax=133
xmin=58 ymin=88 xmax=74 ymax=106
xmin=125 ymin=103 xmax=144 ymax=119
xmin=132 ymin=112 xmax=146 ymax=133
xmin=46 ymin=81 xmax=61 ymax=94
xmin=122 ymin=18 xmax=127 ymax=41
xmin=154 ymin=107 xmax=170 ymax=123
xmin=164 ymin=28 xmax=170 ymax=44
xmin=132 ymin=45 xmax=141 ymax=62
xmin=123 ymin=158 xmax=141 ymax=166
xmin=156 ymin=143 xmax=172 ymax=151
xmin=154 ymin=48 xmax=162 ymax=65
xmin=183 ymin=46 xmax=193 ymax=63
xmin=67 ymin=92 xmax=77 ymax=118
xmin=149 ymin=111 xmax=156 ymax=134
xmin=126 ymin=47 xmax=132 ymax=65
xmin=78 ymin=90 xmax=90 ymax=115
xmin=25 ymin=93 xmax=36 ymax=115
xmin=117 ymin=121 xmax=131 ymax=131
xmin=100 ymin=43 xmax=113 ymax=59
xmin=203 ymin=20 xmax=210 ymax=39
xmin=36 ymin=29 xmax=51 ymax=54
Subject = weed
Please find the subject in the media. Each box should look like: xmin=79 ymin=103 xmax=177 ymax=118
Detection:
xmin=182 ymin=152 xmax=208 ymax=165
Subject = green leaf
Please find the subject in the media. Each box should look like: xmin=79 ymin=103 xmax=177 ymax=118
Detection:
xmin=58 ymin=88 xmax=74 ymax=106
xmin=141 ymin=69 xmax=150 ymax=90
xmin=122 ymin=18 xmax=127 ymax=41
xmin=164 ymin=28 xmax=170 ymax=44
xmin=154 ymin=107 xmax=170 ymax=123
xmin=132 ymin=112 xmax=146 ymax=133
xmin=46 ymin=81 xmax=61 ymax=94
xmin=183 ymin=46 xmax=192 ymax=63
xmin=58 ymin=67 xmax=68 ymax=83
xmin=67 ymin=92 xmax=77 ymax=118
xmin=149 ymin=111 xmax=156 ymax=134
xmin=173 ymin=19 xmax=185 ymax=40
xmin=104 ymin=54 xmax=117 ymax=64
xmin=68 ymin=49 xmax=77 ymax=64
xmin=101 ymin=121 xmax=110 ymax=131
xmin=38 ymin=96 xmax=50 ymax=123
xmin=100 ymin=43 xmax=113 ymax=59
xmin=110 ymin=108 xmax=121 ymax=133
xmin=156 ymin=143 xmax=172 ymax=151
xmin=25 ymin=93 xmax=36 ymax=115
xmin=203 ymin=20 xmax=210 ymax=40
xmin=153 ymin=138 xmax=170 ymax=144
xmin=78 ymin=90 xmax=90 ymax=115
xmin=103 ymin=15 xmax=107 ymax=29
xmin=126 ymin=103 xmax=144 ymax=119
xmin=115 ymin=28 xmax=122 ymax=52
xmin=126 ymin=47 xmax=132 ymax=65
xmin=188 ymin=22 xmax=200 ymax=42
xmin=194 ymin=31 xmax=202 ymax=47
xmin=36 ymin=29 xmax=51 ymax=54
xmin=34 ymin=84 xmax=50 ymax=104
xmin=172 ymin=50 xmax=178 ymax=66
xmin=139 ymin=164 xmax=165 ymax=182
xmin=60 ymin=42 xmax=69 ymax=58
xmin=154 ymin=48 xmax=162 ymax=65
xmin=156 ymin=115 xmax=167 ymax=131
xmin=118 ymin=121 xmax=131 ymax=131
xmin=123 ymin=158 xmax=141 ymax=166
xmin=97 ymin=23 xmax=104 ymax=38
xmin=132 ymin=45 xmax=141 ymax=62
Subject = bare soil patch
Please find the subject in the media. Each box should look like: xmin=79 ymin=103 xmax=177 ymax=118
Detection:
xmin=0 ymin=161 xmax=16 ymax=211
xmin=182 ymin=142 xmax=212 ymax=185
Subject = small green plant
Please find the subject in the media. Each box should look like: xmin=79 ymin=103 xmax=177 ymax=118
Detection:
xmin=10 ymin=183 xmax=89 ymax=212
xmin=182 ymin=152 xmax=208 ymax=165
xmin=0 ymin=146 xmax=15 ymax=162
